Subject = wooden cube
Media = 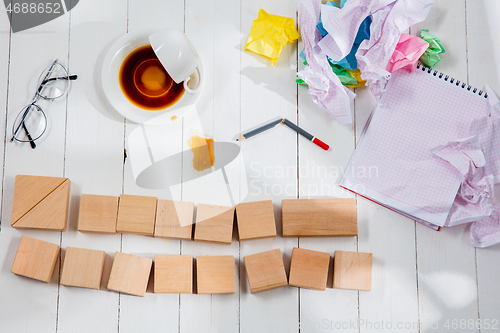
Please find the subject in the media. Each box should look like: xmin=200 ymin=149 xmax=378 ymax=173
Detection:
xmin=78 ymin=194 xmax=119 ymax=234
xmin=236 ymin=200 xmax=276 ymax=241
xmin=154 ymin=200 xmax=193 ymax=240
xmin=11 ymin=236 xmax=60 ymax=282
xmin=289 ymin=247 xmax=330 ymax=290
xmin=154 ymin=255 xmax=193 ymax=293
xmin=244 ymin=249 xmax=287 ymax=293
xmin=282 ymin=198 xmax=357 ymax=237
xmin=60 ymin=247 xmax=106 ymax=289
xmin=107 ymin=252 xmax=153 ymax=296
xmin=194 ymin=204 xmax=234 ymax=244
xmin=116 ymin=194 xmax=157 ymax=236
xmin=11 ymin=175 xmax=70 ymax=231
xmin=197 ymin=255 xmax=235 ymax=294
xmin=333 ymin=250 xmax=372 ymax=291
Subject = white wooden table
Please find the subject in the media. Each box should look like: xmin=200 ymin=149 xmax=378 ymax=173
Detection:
xmin=1 ymin=0 xmax=499 ymax=332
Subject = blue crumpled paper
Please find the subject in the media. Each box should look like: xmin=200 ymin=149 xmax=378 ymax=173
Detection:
xmin=316 ymin=0 xmax=372 ymax=70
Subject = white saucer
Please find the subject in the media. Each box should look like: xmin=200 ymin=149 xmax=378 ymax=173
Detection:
xmin=101 ymin=28 xmax=203 ymax=124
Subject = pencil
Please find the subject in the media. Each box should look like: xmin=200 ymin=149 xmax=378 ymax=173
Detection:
xmin=236 ymin=118 xmax=284 ymax=141
xmin=281 ymin=118 xmax=329 ymax=151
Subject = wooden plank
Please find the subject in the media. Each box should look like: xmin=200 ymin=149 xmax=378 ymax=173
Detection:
xmin=154 ymin=255 xmax=193 ymax=293
xmin=193 ymin=204 xmax=234 ymax=244
xmin=243 ymin=248 xmax=288 ymax=293
xmin=296 ymin=28 xmax=359 ymax=329
xmin=236 ymin=200 xmax=277 ymax=240
xmin=179 ymin=0 xmax=242 ymax=331
xmin=465 ymin=0 xmax=500 ymax=331
xmin=289 ymin=247 xmax=330 ymax=291
xmin=12 ymin=178 xmax=70 ymax=231
xmin=116 ymin=194 xmax=157 ymax=236
xmin=154 ymin=200 xmax=193 ymax=240
xmin=56 ymin=0 xmax=127 ymax=330
xmin=239 ymin=0 xmax=299 ymax=331
xmin=119 ymin=0 xmax=185 ymax=331
xmin=333 ymin=250 xmax=372 ymax=291
xmin=78 ymin=194 xmax=119 ymax=234
xmin=410 ymin=1 xmax=480 ymax=331
xmin=11 ymin=236 xmax=60 ymax=283
xmin=60 ymin=247 xmax=106 ymax=290
xmin=282 ymin=198 xmax=357 ymax=237
xmin=0 ymin=6 xmax=70 ymax=332
xmin=197 ymin=255 xmax=235 ymax=294
xmin=107 ymin=252 xmax=153 ymax=297
xmin=11 ymin=174 xmax=67 ymax=223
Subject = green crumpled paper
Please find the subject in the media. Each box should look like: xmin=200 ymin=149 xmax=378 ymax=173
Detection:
xmin=245 ymin=9 xmax=300 ymax=65
xmin=419 ymin=29 xmax=445 ymax=68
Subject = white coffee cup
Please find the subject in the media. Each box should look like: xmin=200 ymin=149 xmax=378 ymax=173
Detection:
xmin=149 ymin=28 xmax=202 ymax=94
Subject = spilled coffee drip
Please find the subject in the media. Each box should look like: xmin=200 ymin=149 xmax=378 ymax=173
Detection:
xmin=119 ymin=45 xmax=184 ymax=110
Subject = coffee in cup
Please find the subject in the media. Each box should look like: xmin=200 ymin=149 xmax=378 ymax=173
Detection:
xmin=119 ymin=44 xmax=184 ymax=111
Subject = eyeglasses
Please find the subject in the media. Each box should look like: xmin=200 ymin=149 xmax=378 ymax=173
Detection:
xmin=10 ymin=59 xmax=77 ymax=149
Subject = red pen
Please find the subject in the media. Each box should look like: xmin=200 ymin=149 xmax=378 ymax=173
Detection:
xmin=281 ymin=118 xmax=330 ymax=151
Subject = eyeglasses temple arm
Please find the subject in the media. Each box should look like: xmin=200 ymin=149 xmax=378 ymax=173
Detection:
xmin=10 ymin=104 xmax=34 ymax=141
xmin=21 ymin=122 xmax=36 ymax=149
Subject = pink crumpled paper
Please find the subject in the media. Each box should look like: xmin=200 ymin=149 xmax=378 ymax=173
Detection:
xmin=386 ymin=34 xmax=429 ymax=73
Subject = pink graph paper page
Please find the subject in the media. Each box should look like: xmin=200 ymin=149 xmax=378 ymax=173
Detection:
xmin=341 ymin=67 xmax=489 ymax=226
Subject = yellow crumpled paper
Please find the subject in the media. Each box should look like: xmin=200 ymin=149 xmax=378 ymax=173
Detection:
xmin=345 ymin=68 xmax=367 ymax=88
xmin=244 ymin=9 xmax=300 ymax=65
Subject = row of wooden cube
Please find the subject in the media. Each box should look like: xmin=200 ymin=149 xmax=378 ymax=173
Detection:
xmin=79 ymin=194 xmax=277 ymax=243
xmin=11 ymin=175 xmax=358 ymax=240
xmin=245 ymin=248 xmax=372 ymax=293
xmin=11 ymin=236 xmax=372 ymax=297
xmin=80 ymin=194 xmax=358 ymax=242
xmin=10 ymin=236 xmax=234 ymax=296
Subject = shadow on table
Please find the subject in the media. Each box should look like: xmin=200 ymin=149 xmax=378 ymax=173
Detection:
xmin=70 ymin=22 xmax=126 ymax=123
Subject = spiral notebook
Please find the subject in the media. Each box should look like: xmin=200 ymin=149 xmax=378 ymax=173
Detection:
xmin=340 ymin=64 xmax=490 ymax=227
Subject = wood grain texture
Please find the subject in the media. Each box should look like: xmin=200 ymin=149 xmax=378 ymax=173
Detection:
xmin=467 ymin=0 xmax=500 ymax=329
xmin=243 ymin=249 xmax=288 ymax=293
xmin=282 ymin=198 xmax=357 ymax=237
xmin=12 ymin=178 xmax=70 ymax=231
xmin=107 ymin=252 xmax=153 ymax=297
xmin=238 ymin=0 xmax=299 ymax=330
xmin=116 ymin=194 xmax=157 ymax=236
xmin=119 ymin=0 xmax=185 ymax=331
xmin=0 ymin=0 xmax=498 ymax=331
xmin=197 ymin=255 xmax=235 ymax=294
xmin=410 ymin=1 xmax=481 ymax=330
xmin=56 ymin=0 xmax=127 ymax=330
xmin=154 ymin=255 xmax=193 ymax=294
xmin=333 ymin=250 xmax=372 ymax=291
xmin=194 ymin=204 xmax=234 ymax=244
xmin=0 ymin=5 xmax=70 ymax=331
xmin=289 ymin=247 xmax=330 ymax=291
xmin=78 ymin=194 xmax=119 ymax=234
xmin=154 ymin=200 xmax=193 ymax=240
xmin=60 ymin=247 xmax=105 ymax=290
xmin=236 ymin=200 xmax=276 ymax=240
xmin=11 ymin=175 xmax=67 ymax=223
xmin=11 ymin=236 xmax=61 ymax=283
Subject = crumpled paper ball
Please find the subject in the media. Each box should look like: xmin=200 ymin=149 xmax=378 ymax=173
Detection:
xmin=419 ymin=29 xmax=445 ymax=68
xmin=386 ymin=34 xmax=429 ymax=73
xmin=244 ymin=9 xmax=300 ymax=65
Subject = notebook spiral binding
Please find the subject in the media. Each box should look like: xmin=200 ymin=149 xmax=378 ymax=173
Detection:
xmin=416 ymin=63 xmax=488 ymax=98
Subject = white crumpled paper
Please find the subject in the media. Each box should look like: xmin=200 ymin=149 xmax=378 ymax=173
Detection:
xmin=432 ymin=86 xmax=500 ymax=246
xmin=320 ymin=0 xmax=433 ymax=98
xmin=298 ymin=0 xmax=434 ymax=119
xmin=297 ymin=0 xmax=355 ymax=124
